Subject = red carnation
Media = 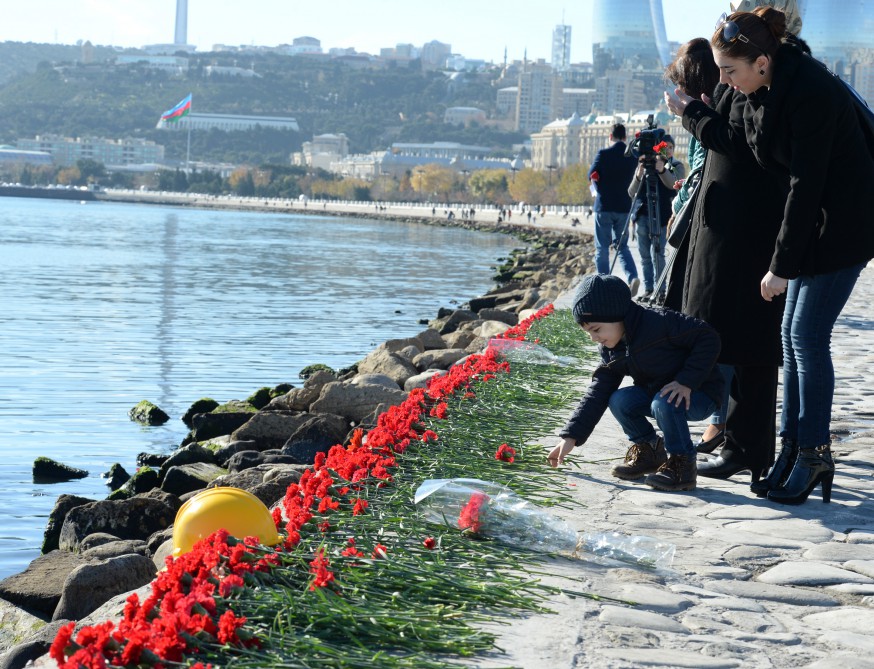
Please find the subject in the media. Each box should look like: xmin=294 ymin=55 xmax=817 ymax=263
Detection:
xmin=494 ymin=443 xmax=516 ymax=463
xmin=423 ymin=537 xmax=437 ymax=550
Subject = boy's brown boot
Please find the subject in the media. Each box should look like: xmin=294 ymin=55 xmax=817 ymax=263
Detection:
xmin=611 ymin=437 xmax=667 ymax=480
xmin=645 ymin=453 xmax=697 ymax=491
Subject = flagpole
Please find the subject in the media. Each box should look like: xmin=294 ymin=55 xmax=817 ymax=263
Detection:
xmin=186 ymin=126 xmax=191 ymax=173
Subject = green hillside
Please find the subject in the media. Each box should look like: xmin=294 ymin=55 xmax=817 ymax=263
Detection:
xmin=0 ymin=46 xmax=527 ymax=164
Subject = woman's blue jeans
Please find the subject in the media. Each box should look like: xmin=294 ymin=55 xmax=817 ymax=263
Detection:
xmin=608 ymin=386 xmax=717 ymax=456
xmin=635 ymin=216 xmax=667 ymax=295
xmin=710 ymin=364 xmax=734 ymax=425
xmin=780 ymin=262 xmax=866 ymax=448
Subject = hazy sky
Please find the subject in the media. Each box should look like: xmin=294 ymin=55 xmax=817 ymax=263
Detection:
xmin=1 ymin=0 xmax=732 ymax=63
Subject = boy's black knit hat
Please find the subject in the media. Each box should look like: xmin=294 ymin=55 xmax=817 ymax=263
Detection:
xmin=572 ymin=274 xmax=631 ymax=324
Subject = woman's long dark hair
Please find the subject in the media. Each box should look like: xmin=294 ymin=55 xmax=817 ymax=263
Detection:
xmin=665 ymin=38 xmax=720 ymax=100
xmin=711 ymin=7 xmax=785 ymax=62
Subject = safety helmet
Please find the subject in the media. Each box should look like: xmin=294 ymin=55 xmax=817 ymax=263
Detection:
xmin=172 ymin=486 xmax=281 ymax=557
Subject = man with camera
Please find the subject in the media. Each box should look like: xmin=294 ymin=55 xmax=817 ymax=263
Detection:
xmin=628 ymin=135 xmax=685 ymax=302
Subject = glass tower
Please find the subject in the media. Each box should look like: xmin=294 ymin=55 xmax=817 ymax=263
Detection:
xmin=552 ymin=24 xmax=572 ymax=71
xmin=592 ymin=0 xmax=670 ymax=77
xmin=798 ymin=0 xmax=874 ymax=69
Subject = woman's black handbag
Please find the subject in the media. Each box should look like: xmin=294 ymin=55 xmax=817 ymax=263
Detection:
xmin=667 ymin=165 xmax=703 ymax=248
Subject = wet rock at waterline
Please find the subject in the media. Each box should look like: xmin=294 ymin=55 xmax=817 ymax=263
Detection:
xmin=32 ymin=457 xmax=88 ymax=483
xmin=128 ymin=400 xmax=170 ymax=426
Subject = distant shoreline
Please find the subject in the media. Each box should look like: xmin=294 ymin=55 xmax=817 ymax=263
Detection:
xmin=93 ymin=188 xmax=596 ymax=237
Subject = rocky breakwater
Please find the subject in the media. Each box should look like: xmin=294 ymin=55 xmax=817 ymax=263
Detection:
xmin=0 ymin=228 xmax=593 ymax=669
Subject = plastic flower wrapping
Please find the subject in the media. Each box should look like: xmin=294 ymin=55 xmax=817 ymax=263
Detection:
xmin=414 ymin=478 xmax=675 ymax=569
xmin=488 ymin=338 xmax=576 ymax=366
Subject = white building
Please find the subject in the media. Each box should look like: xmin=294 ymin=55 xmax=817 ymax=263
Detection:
xmin=444 ymin=107 xmax=487 ymax=126
xmin=159 ymin=113 xmax=299 ymax=132
xmin=16 ymin=135 xmax=165 ymax=167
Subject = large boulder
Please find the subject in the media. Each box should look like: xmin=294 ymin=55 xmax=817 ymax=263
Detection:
xmin=41 ymin=494 xmax=94 ymax=554
xmin=161 ymin=462 xmax=227 ymax=496
xmin=415 ymin=328 xmax=447 ymax=351
xmin=350 ymin=374 xmax=399 ymax=390
xmin=213 ymin=439 xmax=259 ymax=466
xmin=0 ymin=618 xmax=67 ymax=669
xmin=0 ymin=598 xmax=48 ymax=657
xmin=181 ymin=398 xmax=220 ymax=428
xmin=52 ymin=554 xmax=156 ymax=621
xmin=436 ymin=309 xmax=478 ymax=335
xmin=58 ymin=497 xmax=177 ymax=552
xmin=476 ymin=308 xmax=519 ymax=326
xmin=102 ymin=463 xmax=130 ymax=491
xmin=0 ymin=551 xmax=94 ymax=616
xmin=356 ymin=348 xmax=418 ymax=387
xmin=208 ymin=464 xmax=306 ymax=508
xmin=158 ymin=443 xmax=216 ymax=480
xmin=107 ymin=466 xmax=160 ymax=500
xmin=404 ymin=370 xmax=445 ymax=391
xmin=442 ymin=330 xmax=477 ymax=350
xmin=128 ymin=400 xmax=169 ymax=426
xmin=412 ymin=348 xmax=468 ymax=372
xmin=31 ymin=457 xmax=87 ymax=482
xmin=468 ymin=295 xmax=498 ymax=312
xmin=379 ymin=337 xmax=424 ymax=355
xmin=188 ymin=411 xmax=254 ymax=443
xmin=281 ymin=413 xmax=349 ymax=464
xmin=230 ymin=412 xmax=310 ymax=451
xmin=310 ymin=381 xmax=407 ymax=423
xmin=474 ymin=321 xmax=511 ymax=339
xmin=264 ymin=370 xmax=335 ymax=412
xmin=80 ymin=539 xmax=148 ymax=561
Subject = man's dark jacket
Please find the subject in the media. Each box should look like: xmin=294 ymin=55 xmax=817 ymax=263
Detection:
xmin=559 ymin=302 xmax=723 ymax=445
xmin=589 ymin=141 xmax=637 ymax=213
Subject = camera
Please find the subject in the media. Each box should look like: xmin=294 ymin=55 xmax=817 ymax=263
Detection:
xmin=625 ymin=114 xmax=666 ymax=166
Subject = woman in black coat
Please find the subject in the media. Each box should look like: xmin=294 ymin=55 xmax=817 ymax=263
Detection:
xmin=709 ymin=7 xmax=874 ymax=504
xmin=665 ymin=50 xmax=788 ymax=485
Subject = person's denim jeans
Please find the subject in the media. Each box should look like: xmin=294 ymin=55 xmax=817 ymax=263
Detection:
xmin=594 ymin=210 xmax=638 ymax=281
xmin=780 ymin=262 xmax=866 ymax=448
xmin=608 ymin=385 xmax=717 ymax=456
xmin=635 ymin=215 xmax=667 ymax=294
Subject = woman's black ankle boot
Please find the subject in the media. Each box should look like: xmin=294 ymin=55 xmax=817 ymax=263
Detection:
xmin=750 ymin=439 xmax=798 ymax=497
xmin=767 ymin=444 xmax=835 ymax=505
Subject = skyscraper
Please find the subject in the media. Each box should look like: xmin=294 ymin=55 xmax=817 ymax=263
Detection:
xmin=591 ymin=0 xmax=670 ymax=78
xmin=552 ymin=24 xmax=572 ymax=72
xmin=798 ymin=0 xmax=874 ymax=101
xmin=175 ymin=0 xmax=188 ymax=46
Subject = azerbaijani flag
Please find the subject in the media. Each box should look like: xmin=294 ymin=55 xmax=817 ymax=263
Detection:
xmin=159 ymin=93 xmax=192 ymax=123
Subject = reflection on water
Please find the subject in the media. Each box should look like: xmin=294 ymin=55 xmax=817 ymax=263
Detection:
xmin=0 ymin=199 xmax=521 ymax=578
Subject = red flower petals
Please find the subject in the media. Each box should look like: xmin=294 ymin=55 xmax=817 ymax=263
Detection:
xmin=495 ymin=443 xmax=517 ymax=463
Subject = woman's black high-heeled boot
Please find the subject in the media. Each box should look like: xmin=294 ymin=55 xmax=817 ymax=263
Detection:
xmin=767 ymin=444 xmax=835 ymax=505
xmin=750 ymin=439 xmax=798 ymax=497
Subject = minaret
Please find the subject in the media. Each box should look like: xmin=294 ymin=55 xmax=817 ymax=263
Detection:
xmin=174 ymin=0 xmax=188 ymax=46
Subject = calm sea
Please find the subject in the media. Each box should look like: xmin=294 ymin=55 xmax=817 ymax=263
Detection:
xmin=0 ymin=197 xmax=520 ymax=580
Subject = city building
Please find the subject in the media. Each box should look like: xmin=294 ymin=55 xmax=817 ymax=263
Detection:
xmin=799 ymin=0 xmax=874 ymax=103
xmin=529 ymin=111 xmax=688 ymax=171
xmin=552 ymin=24 xmax=572 ymax=72
xmin=594 ymin=70 xmax=648 ymax=116
xmin=591 ymin=0 xmax=670 ymax=78
xmin=562 ymin=89 xmax=597 ymax=118
xmin=284 ymin=36 xmax=323 ymax=56
xmin=204 ymin=65 xmax=260 ymax=78
xmin=443 ymin=107 xmax=487 ymax=126
xmin=0 ymin=147 xmax=54 ymax=166
xmin=295 ymin=133 xmax=350 ymax=170
xmin=515 ymin=59 xmax=563 ymax=133
xmin=115 ymin=55 xmax=189 ymax=73
xmin=16 ymin=135 xmax=164 ymax=167
xmin=175 ymin=0 xmax=188 ymax=46
xmin=158 ymin=113 xmax=300 ymax=132
xmin=421 ymin=40 xmax=452 ymax=69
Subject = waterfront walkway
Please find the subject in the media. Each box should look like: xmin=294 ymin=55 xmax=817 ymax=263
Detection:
xmin=473 ymin=250 xmax=874 ymax=667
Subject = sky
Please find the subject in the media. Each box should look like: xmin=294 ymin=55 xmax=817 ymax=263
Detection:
xmin=0 ymin=0 xmax=733 ymax=64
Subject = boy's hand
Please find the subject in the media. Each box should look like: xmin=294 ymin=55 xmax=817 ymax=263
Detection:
xmin=659 ymin=381 xmax=692 ymax=409
xmin=547 ymin=438 xmax=576 ymax=467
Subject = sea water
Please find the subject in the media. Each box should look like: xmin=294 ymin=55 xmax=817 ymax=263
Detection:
xmin=0 ymin=197 xmax=520 ymax=579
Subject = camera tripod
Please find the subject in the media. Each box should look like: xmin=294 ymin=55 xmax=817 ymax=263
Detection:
xmin=610 ymin=161 xmax=664 ymax=303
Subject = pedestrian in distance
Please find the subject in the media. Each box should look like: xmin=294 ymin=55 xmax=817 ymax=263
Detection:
xmin=709 ymin=6 xmax=874 ymax=504
xmin=588 ymin=124 xmax=641 ymax=296
xmin=547 ymin=274 xmax=724 ymax=492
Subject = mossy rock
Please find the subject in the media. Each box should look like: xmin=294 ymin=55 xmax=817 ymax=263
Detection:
xmin=299 ymin=363 xmax=336 ymax=380
xmin=108 ymin=466 xmax=159 ymax=500
xmin=272 ymin=382 xmax=294 ymax=397
xmin=32 ymin=456 xmax=88 ymax=482
xmin=212 ymin=400 xmax=257 ymax=414
xmin=129 ymin=400 xmax=170 ymax=426
xmin=182 ymin=397 xmax=219 ymax=427
xmin=245 ymin=387 xmax=273 ymax=410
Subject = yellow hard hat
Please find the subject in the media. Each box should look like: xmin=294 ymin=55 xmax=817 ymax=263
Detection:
xmin=172 ymin=487 xmax=281 ymax=557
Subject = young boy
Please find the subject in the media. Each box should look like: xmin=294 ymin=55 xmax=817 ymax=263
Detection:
xmin=547 ymin=274 xmax=724 ymax=491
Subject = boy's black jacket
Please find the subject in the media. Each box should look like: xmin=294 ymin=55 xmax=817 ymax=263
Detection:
xmin=560 ymin=302 xmax=724 ymax=444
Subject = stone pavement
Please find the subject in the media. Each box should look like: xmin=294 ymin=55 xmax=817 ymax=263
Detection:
xmin=470 ymin=246 xmax=874 ymax=667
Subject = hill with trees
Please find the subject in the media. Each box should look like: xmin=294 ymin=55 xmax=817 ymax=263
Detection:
xmin=0 ymin=45 xmax=526 ymax=164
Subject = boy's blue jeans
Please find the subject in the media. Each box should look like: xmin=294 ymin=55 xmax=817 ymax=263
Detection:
xmin=608 ymin=386 xmax=717 ymax=456
xmin=780 ymin=262 xmax=865 ymax=448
